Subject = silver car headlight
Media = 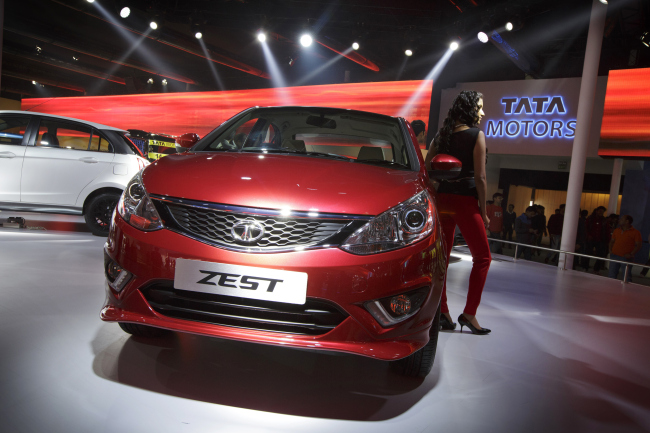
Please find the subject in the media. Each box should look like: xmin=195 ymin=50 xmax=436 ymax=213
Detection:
xmin=340 ymin=190 xmax=435 ymax=255
xmin=117 ymin=170 xmax=163 ymax=231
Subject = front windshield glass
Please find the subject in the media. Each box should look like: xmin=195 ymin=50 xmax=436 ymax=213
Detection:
xmin=194 ymin=108 xmax=412 ymax=169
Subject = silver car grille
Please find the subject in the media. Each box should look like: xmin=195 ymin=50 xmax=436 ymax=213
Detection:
xmin=153 ymin=198 xmax=365 ymax=252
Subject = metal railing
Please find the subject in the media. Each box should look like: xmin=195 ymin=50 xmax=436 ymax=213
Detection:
xmin=454 ymin=237 xmax=650 ymax=284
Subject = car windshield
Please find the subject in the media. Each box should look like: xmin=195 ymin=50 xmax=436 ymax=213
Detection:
xmin=194 ymin=107 xmax=413 ymax=170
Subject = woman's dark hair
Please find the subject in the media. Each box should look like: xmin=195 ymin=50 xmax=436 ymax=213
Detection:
xmin=434 ymin=90 xmax=484 ymax=154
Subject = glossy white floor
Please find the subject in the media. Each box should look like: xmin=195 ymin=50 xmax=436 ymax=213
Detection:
xmin=1 ymin=213 xmax=649 ymax=433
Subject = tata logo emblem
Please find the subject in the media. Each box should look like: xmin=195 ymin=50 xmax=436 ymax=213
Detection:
xmin=231 ymin=220 xmax=265 ymax=244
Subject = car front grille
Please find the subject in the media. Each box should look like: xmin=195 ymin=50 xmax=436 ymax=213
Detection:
xmin=141 ymin=282 xmax=348 ymax=336
xmin=151 ymin=196 xmax=369 ymax=252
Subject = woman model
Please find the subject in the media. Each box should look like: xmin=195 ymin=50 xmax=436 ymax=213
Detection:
xmin=424 ymin=90 xmax=491 ymax=335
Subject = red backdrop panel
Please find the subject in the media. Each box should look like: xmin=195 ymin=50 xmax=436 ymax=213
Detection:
xmin=599 ymin=68 xmax=650 ymax=158
xmin=21 ymin=80 xmax=433 ymax=146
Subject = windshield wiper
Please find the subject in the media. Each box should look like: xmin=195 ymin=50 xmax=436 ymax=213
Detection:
xmin=303 ymin=151 xmax=353 ymax=161
xmin=355 ymin=159 xmax=409 ymax=169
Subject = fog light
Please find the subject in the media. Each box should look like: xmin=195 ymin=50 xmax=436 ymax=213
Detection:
xmin=105 ymin=259 xmax=132 ymax=293
xmin=365 ymin=287 xmax=429 ymax=327
xmin=390 ymin=295 xmax=412 ymax=315
xmin=107 ymin=261 xmax=122 ymax=280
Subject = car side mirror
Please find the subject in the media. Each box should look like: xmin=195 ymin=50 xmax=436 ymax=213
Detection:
xmin=428 ymin=154 xmax=462 ymax=180
xmin=176 ymin=132 xmax=200 ymax=150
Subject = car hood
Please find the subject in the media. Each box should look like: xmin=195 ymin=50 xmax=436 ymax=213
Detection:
xmin=142 ymin=152 xmax=424 ymax=216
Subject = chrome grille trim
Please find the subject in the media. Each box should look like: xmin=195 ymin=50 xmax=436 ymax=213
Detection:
xmin=150 ymin=194 xmax=374 ymax=221
xmin=151 ymin=196 xmax=371 ymax=253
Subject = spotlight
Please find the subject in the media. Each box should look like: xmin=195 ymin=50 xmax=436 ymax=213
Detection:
xmin=450 ymin=41 xmax=459 ymax=51
xmin=641 ymin=31 xmax=649 ymax=47
xmin=300 ymin=34 xmax=313 ymax=47
xmin=150 ymin=21 xmax=158 ymax=30
xmin=86 ymin=0 xmax=95 ymax=2
xmin=147 ymin=78 xmax=154 ymax=84
xmin=599 ymin=0 xmax=608 ymax=3
xmin=352 ymin=42 xmax=359 ymax=50
xmin=405 ymin=49 xmax=413 ymax=56
xmin=195 ymin=31 xmax=202 ymax=39
xmin=120 ymin=7 xmax=130 ymax=18
xmin=32 ymin=81 xmax=37 ymax=85
xmin=162 ymin=79 xmax=168 ymax=85
xmin=35 ymin=46 xmax=42 ymax=53
xmin=505 ymin=22 xmax=513 ymax=31
xmin=477 ymin=32 xmax=488 ymax=43
xmin=72 ymin=56 xmax=78 ymax=61
xmin=257 ymin=32 xmax=267 ymax=42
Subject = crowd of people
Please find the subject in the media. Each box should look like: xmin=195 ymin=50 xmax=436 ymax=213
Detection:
xmin=482 ymin=197 xmax=645 ymax=281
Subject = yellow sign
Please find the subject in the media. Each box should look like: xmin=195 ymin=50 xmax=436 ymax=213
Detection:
xmin=149 ymin=139 xmax=175 ymax=148
xmin=148 ymin=151 xmax=170 ymax=160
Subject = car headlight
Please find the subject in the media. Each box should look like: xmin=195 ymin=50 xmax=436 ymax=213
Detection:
xmin=340 ymin=190 xmax=435 ymax=255
xmin=117 ymin=170 xmax=163 ymax=231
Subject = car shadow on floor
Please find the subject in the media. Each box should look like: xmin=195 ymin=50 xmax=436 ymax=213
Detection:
xmin=92 ymin=325 xmax=441 ymax=420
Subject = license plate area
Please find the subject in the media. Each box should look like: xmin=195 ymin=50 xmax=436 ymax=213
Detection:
xmin=174 ymin=258 xmax=308 ymax=305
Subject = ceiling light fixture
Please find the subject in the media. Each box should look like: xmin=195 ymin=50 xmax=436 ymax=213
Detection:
xmin=195 ymin=31 xmax=202 ymax=39
xmin=599 ymin=0 xmax=608 ymax=4
xmin=505 ymin=22 xmax=514 ymax=31
xmin=641 ymin=31 xmax=649 ymax=47
xmin=150 ymin=21 xmax=158 ymax=30
xmin=450 ymin=41 xmax=459 ymax=51
xmin=257 ymin=32 xmax=267 ymax=42
xmin=162 ymin=79 xmax=168 ymax=85
xmin=405 ymin=49 xmax=413 ymax=56
xmin=477 ymin=32 xmax=489 ymax=43
xmin=32 ymin=81 xmax=37 ymax=85
xmin=86 ymin=0 xmax=95 ymax=3
xmin=147 ymin=78 xmax=154 ymax=84
xmin=300 ymin=34 xmax=313 ymax=47
xmin=352 ymin=42 xmax=360 ymax=50
xmin=120 ymin=7 xmax=130 ymax=18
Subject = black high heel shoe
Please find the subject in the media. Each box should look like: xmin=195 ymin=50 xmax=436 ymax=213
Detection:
xmin=440 ymin=314 xmax=457 ymax=331
xmin=458 ymin=314 xmax=491 ymax=335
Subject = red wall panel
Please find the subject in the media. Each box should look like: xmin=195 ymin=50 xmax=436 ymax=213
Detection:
xmin=21 ymin=80 xmax=433 ymax=147
xmin=599 ymin=68 xmax=650 ymax=158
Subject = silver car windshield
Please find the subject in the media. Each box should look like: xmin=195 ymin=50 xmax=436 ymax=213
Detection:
xmin=195 ymin=108 xmax=413 ymax=170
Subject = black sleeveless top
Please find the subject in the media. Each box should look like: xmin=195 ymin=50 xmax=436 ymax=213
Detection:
xmin=436 ymin=127 xmax=480 ymax=198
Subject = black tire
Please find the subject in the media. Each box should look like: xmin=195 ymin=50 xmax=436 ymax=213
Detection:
xmin=392 ymin=303 xmax=441 ymax=377
xmin=118 ymin=322 xmax=169 ymax=338
xmin=84 ymin=191 xmax=121 ymax=236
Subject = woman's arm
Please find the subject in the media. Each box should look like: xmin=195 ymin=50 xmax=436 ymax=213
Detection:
xmin=473 ymin=131 xmax=489 ymax=227
xmin=423 ymin=140 xmax=436 ymax=170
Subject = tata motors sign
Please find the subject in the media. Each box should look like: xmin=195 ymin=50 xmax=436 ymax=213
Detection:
xmin=486 ymin=96 xmax=576 ymax=139
xmin=439 ymin=77 xmax=607 ymax=157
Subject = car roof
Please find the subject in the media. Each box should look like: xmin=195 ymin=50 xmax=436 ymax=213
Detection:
xmin=252 ymin=106 xmax=401 ymax=121
xmin=0 ymin=110 xmax=126 ymax=132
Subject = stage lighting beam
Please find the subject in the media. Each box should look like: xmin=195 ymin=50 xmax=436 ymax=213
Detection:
xmin=505 ymin=22 xmax=513 ymax=31
xmin=150 ymin=21 xmax=158 ymax=30
xmin=405 ymin=49 xmax=413 ymax=56
xmin=195 ymin=31 xmax=203 ymax=39
xmin=478 ymin=32 xmax=488 ymax=43
xmin=257 ymin=32 xmax=267 ymax=42
xmin=120 ymin=7 xmax=130 ymax=18
xmin=300 ymin=34 xmax=313 ymax=47
xmin=352 ymin=42 xmax=359 ymax=50
xmin=450 ymin=41 xmax=459 ymax=51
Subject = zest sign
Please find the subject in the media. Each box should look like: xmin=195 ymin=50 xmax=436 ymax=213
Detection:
xmin=486 ymin=96 xmax=577 ymax=139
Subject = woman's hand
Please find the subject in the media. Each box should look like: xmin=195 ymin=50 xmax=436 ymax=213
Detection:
xmin=482 ymin=213 xmax=490 ymax=228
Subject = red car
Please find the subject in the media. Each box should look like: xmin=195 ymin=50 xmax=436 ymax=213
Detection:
xmin=101 ymin=107 xmax=458 ymax=377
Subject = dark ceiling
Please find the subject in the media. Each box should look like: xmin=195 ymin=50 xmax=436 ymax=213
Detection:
xmin=1 ymin=0 xmax=648 ymax=100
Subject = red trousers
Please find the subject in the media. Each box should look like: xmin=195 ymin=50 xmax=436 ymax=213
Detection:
xmin=437 ymin=193 xmax=491 ymax=316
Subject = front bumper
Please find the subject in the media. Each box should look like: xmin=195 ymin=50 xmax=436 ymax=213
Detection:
xmin=101 ymin=212 xmax=446 ymax=360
